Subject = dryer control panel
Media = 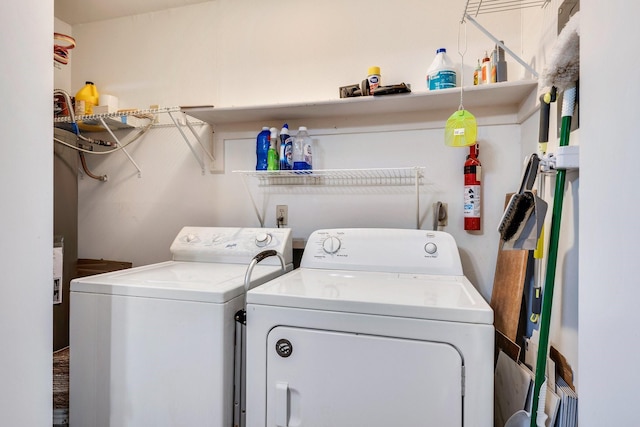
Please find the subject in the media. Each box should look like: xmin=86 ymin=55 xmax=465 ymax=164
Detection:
xmin=170 ymin=226 xmax=293 ymax=266
xmin=301 ymin=228 xmax=463 ymax=276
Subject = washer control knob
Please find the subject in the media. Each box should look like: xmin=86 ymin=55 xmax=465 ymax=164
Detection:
xmin=424 ymin=242 xmax=438 ymax=254
xmin=255 ymin=232 xmax=272 ymax=247
xmin=185 ymin=233 xmax=197 ymax=243
xmin=322 ymin=236 xmax=342 ymax=254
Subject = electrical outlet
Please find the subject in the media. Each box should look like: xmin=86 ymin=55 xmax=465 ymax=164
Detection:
xmin=276 ymin=205 xmax=288 ymax=226
xmin=433 ymin=202 xmax=448 ymax=227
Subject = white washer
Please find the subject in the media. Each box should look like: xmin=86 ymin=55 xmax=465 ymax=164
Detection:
xmin=246 ymin=228 xmax=494 ymax=427
xmin=70 ymin=226 xmax=293 ymax=427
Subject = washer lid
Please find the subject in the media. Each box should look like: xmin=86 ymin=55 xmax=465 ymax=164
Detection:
xmin=71 ymin=261 xmax=289 ymax=303
xmin=247 ymin=268 xmax=493 ymax=324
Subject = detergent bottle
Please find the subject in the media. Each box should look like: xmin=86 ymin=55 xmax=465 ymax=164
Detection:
xmin=255 ymin=127 xmax=270 ymax=171
xmin=426 ymin=49 xmax=457 ymax=90
xmin=74 ymin=81 xmax=99 ymax=115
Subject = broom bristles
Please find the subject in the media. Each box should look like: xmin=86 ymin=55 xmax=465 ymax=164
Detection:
xmin=498 ymin=192 xmax=536 ymax=242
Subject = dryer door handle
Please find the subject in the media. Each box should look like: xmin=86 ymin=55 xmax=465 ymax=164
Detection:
xmin=275 ymin=381 xmax=290 ymax=427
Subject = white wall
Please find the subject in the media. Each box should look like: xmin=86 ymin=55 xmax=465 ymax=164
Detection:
xmin=70 ymin=0 xmax=528 ymax=300
xmin=0 ymin=0 xmax=53 ymax=425
xmin=581 ymin=1 xmax=640 ymax=425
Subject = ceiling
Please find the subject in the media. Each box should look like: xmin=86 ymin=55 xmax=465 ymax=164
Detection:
xmin=55 ymin=0 xmax=211 ymax=25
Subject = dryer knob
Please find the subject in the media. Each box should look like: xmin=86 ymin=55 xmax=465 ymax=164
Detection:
xmin=185 ymin=233 xmax=197 ymax=243
xmin=322 ymin=236 xmax=342 ymax=254
xmin=255 ymin=232 xmax=272 ymax=247
xmin=424 ymin=242 xmax=438 ymax=254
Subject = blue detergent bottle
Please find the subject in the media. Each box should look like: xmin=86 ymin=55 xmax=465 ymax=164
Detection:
xmin=256 ymin=126 xmax=270 ymax=170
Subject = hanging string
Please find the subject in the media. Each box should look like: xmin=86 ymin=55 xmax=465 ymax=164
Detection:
xmin=457 ymin=21 xmax=468 ymax=111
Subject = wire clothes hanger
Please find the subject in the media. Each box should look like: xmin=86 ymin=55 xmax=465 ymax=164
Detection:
xmin=444 ymin=20 xmax=477 ymax=147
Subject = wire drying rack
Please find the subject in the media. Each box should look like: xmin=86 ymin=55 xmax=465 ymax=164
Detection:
xmin=54 ymin=106 xmax=215 ymax=176
xmin=461 ymin=0 xmax=550 ymax=78
xmin=464 ymin=0 xmax=550 ymax=17
xmin=234 ymin=167 xmax=426 ymax=228
xmin=237 ymin=167 xmax=424 ymax=187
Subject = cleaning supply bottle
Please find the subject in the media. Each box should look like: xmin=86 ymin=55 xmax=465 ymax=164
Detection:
xmin=279 ymin=123 xmax=293 ymax=170
xmin=75 ymin=81 xmax=99 ymax=115
xmin=426 ymin=48 xmax=457 ymax=90
xmin=367 ymin=66 xmax=381 ymax=95
xmin=267 ymin=127 xmax=279 ymax=170
xmin=292 ymin=126 xmax=313 ymax=170
xmin=473 ymin=59 xmax=481 ymax=85
xmin=494 ymin=41 xmax=508 ymax=82
xmin=255 ymin=126 xmax=270 ymax=171
xmin=481 ymin=51 xmax=491 ymax=84
xmin=490 ymin=48 xmax=497 ymax=83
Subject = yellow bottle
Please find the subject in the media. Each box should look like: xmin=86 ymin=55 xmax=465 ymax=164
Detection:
xmin=75 ymin=81 xmax=99 ymax=116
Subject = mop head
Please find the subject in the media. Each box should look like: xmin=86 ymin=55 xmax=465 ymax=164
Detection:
xmin=540 ymin=11 xmax=580 ymax=93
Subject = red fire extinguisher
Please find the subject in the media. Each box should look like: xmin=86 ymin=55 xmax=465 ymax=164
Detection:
xmin=464 ymin=143 xmax=481 ymax=231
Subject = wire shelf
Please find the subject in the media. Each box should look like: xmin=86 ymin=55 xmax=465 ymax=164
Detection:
xmin=53 ymin=106 xmax=182 ymax=125
xmin=52 ymin=105 xmax=215 ymax=175
xmin=235 ymin=167 xmax=425 ymax=187
xmin=464 ymin=0 xmax=550 ymax=17
xmin=234 ymin=167 xmax=426 ymax=228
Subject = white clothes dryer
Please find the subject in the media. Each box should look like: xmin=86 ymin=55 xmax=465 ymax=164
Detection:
xmin=70 ymin=226 xmax=292 ymax=427
xmin=245 ymin=228 xmax=494 ymax=427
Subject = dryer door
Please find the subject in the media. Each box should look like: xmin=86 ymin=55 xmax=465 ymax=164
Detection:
xmin=266 ymin=326 xmax=463 ymax=427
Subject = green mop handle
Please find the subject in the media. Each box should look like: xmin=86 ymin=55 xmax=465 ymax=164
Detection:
xmin=529 ymin=85 xmax=576 ymax=427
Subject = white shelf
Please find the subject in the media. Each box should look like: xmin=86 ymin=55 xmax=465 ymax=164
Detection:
xmin=183 ymin=80 xmax=538 ymax=126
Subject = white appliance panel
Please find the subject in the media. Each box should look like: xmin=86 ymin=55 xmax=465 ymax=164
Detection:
xmin=301 ymin=228 xmax=463 ymax=275
xmin=265 ymin=326 xmax=463 ymax=427
xmin=71 ymin=261 xmax=286 ymax=303
xmin=245 ymin=304 xmax=495 ymax=427
xmin=171 ymin=226 xmax=292 ymax=266
xmin=247 ymin=268 xmax=492 ymax=324
xmin=70 ymin=292 xmax=242 ymax=427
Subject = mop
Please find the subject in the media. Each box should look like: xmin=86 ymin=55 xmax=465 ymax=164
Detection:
xmin=529 ymin=11 xmax=580 ymax=427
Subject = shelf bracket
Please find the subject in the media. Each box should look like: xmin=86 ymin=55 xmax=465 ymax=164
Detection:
xmin=98 ymin=117 xmax=143 ymax=177
xmin=238 ymin=172 xmax=266 ymax=227
xmin=463 ymin=13 xmax=539 ymax=78
xmin=167 ymin=111 xmax=215 ymax=175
